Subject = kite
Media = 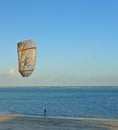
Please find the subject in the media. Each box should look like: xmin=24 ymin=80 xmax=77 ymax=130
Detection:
xmin=17 ymin=40 xmax=36 ymax=77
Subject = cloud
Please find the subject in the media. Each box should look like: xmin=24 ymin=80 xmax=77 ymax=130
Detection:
xmin=9 ymin=68 xmax=16 ymax=76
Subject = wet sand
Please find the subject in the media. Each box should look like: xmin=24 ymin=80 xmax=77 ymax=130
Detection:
xmin=0 ymin=115 xmax=118 ymax=130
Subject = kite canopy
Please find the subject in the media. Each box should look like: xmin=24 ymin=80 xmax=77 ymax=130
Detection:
xmin=17 ymin=40 xmax=36 ymax=77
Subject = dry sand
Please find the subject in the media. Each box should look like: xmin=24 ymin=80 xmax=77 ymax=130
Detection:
xmin=0 ymin=115 xmax=117 ymax=130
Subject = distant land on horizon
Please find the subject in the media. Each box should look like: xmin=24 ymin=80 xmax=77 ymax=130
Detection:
xmin=0 ymin=86 xmax=118 ymax=88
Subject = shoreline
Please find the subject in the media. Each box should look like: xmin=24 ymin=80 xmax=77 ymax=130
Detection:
xmin=1 ymin=113 xmax=118 ymax=121
xmin=0 ymin=114 xmax=118 ymax=130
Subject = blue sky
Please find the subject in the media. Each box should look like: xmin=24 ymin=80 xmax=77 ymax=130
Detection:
xmin=0 ymin=0 xmax=118 ymax=86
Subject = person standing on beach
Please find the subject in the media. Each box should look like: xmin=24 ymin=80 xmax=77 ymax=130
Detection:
xmin=44 ymin=108 xmax=46 ymax=117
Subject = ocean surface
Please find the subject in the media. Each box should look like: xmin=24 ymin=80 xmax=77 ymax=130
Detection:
xmin=0 ymin=86 xmax=118 ymax=119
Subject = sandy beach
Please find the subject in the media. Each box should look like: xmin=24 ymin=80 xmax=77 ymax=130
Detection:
xmin=0 ymin=115 xmax=117 ymax=130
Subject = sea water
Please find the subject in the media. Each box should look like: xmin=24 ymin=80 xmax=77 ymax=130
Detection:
xmin=0 ymin=86 xmax=118 ymax=119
